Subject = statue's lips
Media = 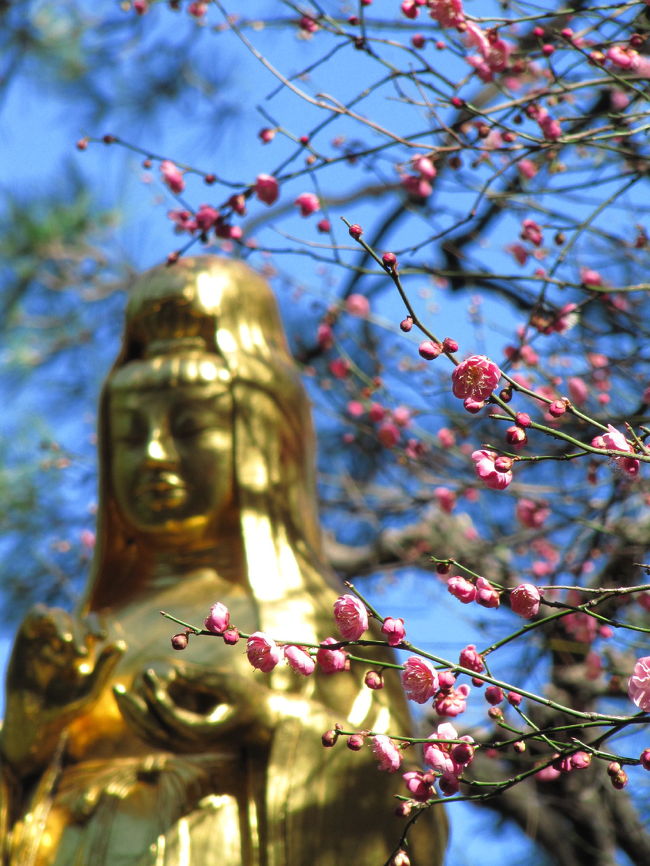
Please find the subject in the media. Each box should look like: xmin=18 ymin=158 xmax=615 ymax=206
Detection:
xmin=135 ymin=474 xmax=187 ymax=507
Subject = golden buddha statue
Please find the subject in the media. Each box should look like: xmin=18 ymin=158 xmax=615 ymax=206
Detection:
xmin=0 ymin=257 xmax=446 ymax=866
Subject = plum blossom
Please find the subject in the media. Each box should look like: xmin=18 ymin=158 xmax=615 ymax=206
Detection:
xmin=595 ymin=425 xmax=641 ymax=477
xmin=459 ymin=645 xmax=484 ymax=673
xmin=510 ymin=584 xmax=541 ymax=618
xmin=434 ymin=486 xmax=456 ymax=513
xmin=447 ymin=575 xmax=476 ymax=604
xmin=345 ymin=293 xmax=370 ymax=317
xmin=254 ymin=173 xmax=280 ymax=205
xmin=434 ymin=684 xmax=470 ymax=717
xmin=204 ymin=602 xmax=230 ymax=634
xmin=401 ymin=656 xmax=439 ymax=703
xmin=294 ymin=192 xmax=320 ymax=217
xmin=333 ymin=594 xmax=369 ymax=640
xmin=284 ymin=645 xmax=316 ymax=676
xmin=475 ymin=576 xmax=500 ymax=608
xmin=160 ymin=160 xmax=185 ymax=194
xmin=372 ymin=735 xmax=402 ymax=772
xmin=246 ymin=632 xmax=282 ymax=672
xmin=472 ymin=450 xmax=513 ymax=490
xmin=428 ymin=0 xmax=465 ymax=28
xmin=452 ymin=355 xmax=501 ymax=402
xmin=402 ymin=770 xmax=436 ymax=802
xmin=628 ymin=656 xmax=650 ymax=711
xmin=381 ymin=617 xmax=406 ymax=646
xmin=516 ymin=498 xmax=549 ymax=528
xmin=316 ymin=637 xmax=348 ymax=673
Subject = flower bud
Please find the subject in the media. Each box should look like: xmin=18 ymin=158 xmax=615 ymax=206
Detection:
xmin=322 ymin=729 xmax=338 ymax=747
xmin=419 ymin=340 xmax=441 ymax=360
xmin=365 ymin=670 xmax=384 ymax=690
xmin=400 ymin=316 xmax=413 ymax=332
xmin=347 ymin=734 xmax=365 ymax=751
xmin=348 ymin=223 xmax=363 ymax=239
xmin=171 ymin=631 xmax=189 ymax=651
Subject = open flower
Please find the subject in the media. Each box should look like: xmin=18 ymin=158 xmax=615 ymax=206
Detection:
xmin=246 ymin=632 xmax=282 ymax=672
xmin=401 ymin=656 xmax=439 ymax=703
xmin=452 ymin=355 xmax=501 ymax=402
xmin=333 ymin=594 xmax=369 ymax=640
xmin=372 ymin=735 xmax=402 ymax=772
xmin=284 ymin=645 xmax=316 ymax=676
xmin=472 ymin=450 xmax=513 ymax=490
xmin=599 ymin=425 xmax=640 ymax=477
xmin=628 ymin=656 xmax=650 ymax=711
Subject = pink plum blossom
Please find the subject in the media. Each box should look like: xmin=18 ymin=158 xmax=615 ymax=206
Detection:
xmin=475 ymin=576 xmax=500 ymax=608
xmin=428 ymin=0 xmax=465 ymax=28
xmin=254 ymin=173 xmax=280 ymax=205
xmin=284 ymin=645 xmax=316 ymax=676
xmin=316 ymin=637 xmax=348 ymax=673
xmin=510 ymin=584 xmax=541 ymax=618
xmin=204 ymin=602 xmax=230 ymax=634
xmin=401 ymin=656 xmax=439 ymax=703
xmin=160 ymin=160 xmax=185 ymax=194
xmin=372 ymin=735 xmax=402 ymax=772
xmin=452 ymin=355 xmax=501 ymax=401
xmin=434 ymin=684 xmax=470 ymax=717
xmin=333 ymin=594 xmax=369 ymax=640
xmin=381 ymin=617 xmax=406 ymax=646
xmin=517 ymin=159 xmax=538 ymax=179
xmin=402 ymin=770 xmax=436 ymax=802
xmin=597 ymin=425 xmax=640 ymax=477
xmin=472 ymin=450 xmax=513 ymax=490
xmin=246 ymin=632 xmax=282 ymax=672
xmin=295 ymin=192 xmax=320 ymax=216
xmin=345 ymin=293 xmax=370 ymax=317
xmin=459 ymin=645 xmax=484 ymax=673
xmin=516 ymin=498 xmax=549 ymax=529
xmin=628 ymin=656 xmax=650 ymax=711
xmin=434 ymin=486 xmax=456 ymax=513
xmin=447 ymin=576 xmax=476 ymax=604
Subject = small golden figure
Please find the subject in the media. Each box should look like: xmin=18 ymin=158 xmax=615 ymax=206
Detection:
xmin=1 ymin=257 xmax=445 ymax=865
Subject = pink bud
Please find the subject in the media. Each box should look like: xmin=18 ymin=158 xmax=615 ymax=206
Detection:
xmin=640 ymin=748 xmax=650 ymax=770
xmin=294 ymin=192 xmax=320 ymax=217
xmin=222 ymin=628 xmax=240 ymax=645
xmin=459 ymin=645 xmax=484 ymax=673
xmin=372 ymin=735 xmax=402 ymax=772
xmin=419 ymin=340 xmax=441 ymax=360
xmin=442 ymin=337 xmax=458 ymax=353
xmin=316 ymin=637 xmax=348 ymax=673
xmin=171 ymin=632 xmax=189 ymax=650
xmin=448 ymin=576 xmax=477 ymax=604
xmin=382 ymin=251 xmax=398 ymax=270
xmin=438 ymin=670 xmax=456 ymax=690
xmin=259 ymin=127 xmax=276 ymax=143
xmin=381 ymin=616 xmax=406 ymax=646
xmin=322 ymin=729 xmax=338 ymax=747
xmin=510 ymin=584 xmax=541 ymax=618
xmin=507 ymin=691 xmax=522 ymax=707
xmin=284 ymin=644 xmax=316 ymax=676
xmin=348 ymin=223 xmax=363 ymax=239
xmin=365 ymin=670 xmax=384 ymax=690
xmin=254 ymin=173 xmax=280 ymax=205
xmin=160 ymin=160 xmax=185 ymax=194
xmin=345 ymin=293 xmax=370 ymax=317
xmin=204 ymin=601 xmax=230 ymax=634
xmin=400 ymin=316 xmax=413 ymax=332
xmin=347 ymin=734 xmax=365 ymax=750
xmin=485 ymin=686 xmax=504 ymax=705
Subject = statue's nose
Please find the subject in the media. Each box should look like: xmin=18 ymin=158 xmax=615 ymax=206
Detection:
xmin=145 ymin=427 xmax=178 ymax=465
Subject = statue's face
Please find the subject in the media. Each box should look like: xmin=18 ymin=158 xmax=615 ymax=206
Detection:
xmin=109 ymin=368 xmax=234 ymax=539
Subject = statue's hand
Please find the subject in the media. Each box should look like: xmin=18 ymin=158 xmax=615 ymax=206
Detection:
xmin=114 ymin=662 xmax=275 ymax=752
xmin=5 ymin=605 xmax=126 ymax=728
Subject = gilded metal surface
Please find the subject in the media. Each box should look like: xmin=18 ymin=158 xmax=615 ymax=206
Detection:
xmin=0 ymin=257 xmax=446 ymax=865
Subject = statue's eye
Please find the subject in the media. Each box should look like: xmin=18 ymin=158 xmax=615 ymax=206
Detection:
xmin=113 ymin=413 xmax=147 ymax=445
xmin=172 ymin=410 xmax=217 ymax=438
